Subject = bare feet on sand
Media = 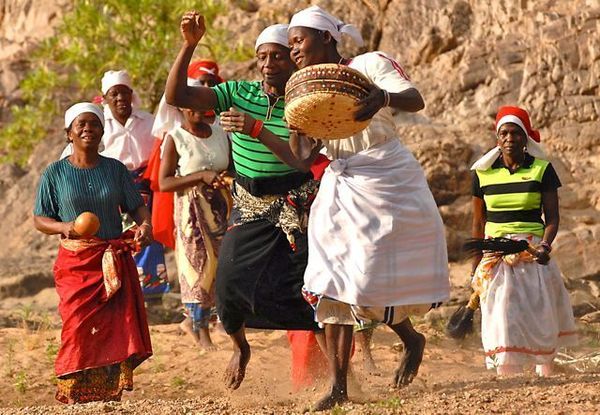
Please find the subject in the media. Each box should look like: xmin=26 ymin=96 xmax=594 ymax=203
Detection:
xmin=311 ymin=387 xmax=348 ymax=412
xmin=198 ymin=327 xmax=218 ymax=351
xmin=179 ymin=317 xmax=198 ymax=341
xmin=393 ymin=332 xmax=426 ymax=387
xmin=224 ymin=342 xmax=251 ymax=390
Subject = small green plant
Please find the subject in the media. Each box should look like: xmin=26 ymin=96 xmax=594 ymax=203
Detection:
xmin=329 ymin=405 xmax=347 ymax=415
xmin=170 ymin=376 xmax=186 ymax=388
xmin=373 ymin=396 xmax=408 ymax=414
xmin=17 ymin=304 xmax=34 ymax=330
xmin=45 ymin=341 xmax=59 ymax=363
xmin=152 ymin=362 xmax=166 ymax=373
xmin=13 ymin=371 xmax=28 ymax=394
xmin=489 ymin=352 xmax=499 ymax=368
xmin=4 ymin=338 xmax=16 ymax=376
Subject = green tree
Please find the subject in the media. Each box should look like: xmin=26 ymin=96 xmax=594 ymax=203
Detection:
xmin=0 ymin=0 xmax=253 ymax=165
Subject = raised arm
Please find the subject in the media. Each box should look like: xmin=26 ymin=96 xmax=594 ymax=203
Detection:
xmin=165 ymin=11 xmax=218 ymax=111
xmin=219 ymin=108 xmax=320 ymax=172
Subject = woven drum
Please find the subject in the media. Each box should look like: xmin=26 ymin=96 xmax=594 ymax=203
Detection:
xmin=285 ymin=64 xmax=372 ymax=140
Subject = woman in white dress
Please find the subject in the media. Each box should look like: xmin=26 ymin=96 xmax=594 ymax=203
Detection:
xmin=222 ymin=5 xmax=449 ymax=410
xmin=470 ymin=105 xmax=576 ymax=376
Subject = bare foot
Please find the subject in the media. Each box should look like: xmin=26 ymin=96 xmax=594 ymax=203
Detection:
xmin=393 ymin=332 xmax=425 ymax=388
xmin=224 ymin=341 xmax=251 ymax=390
xmin=179 ymin=317 xmax=199 ymax=342
xmin=311 ymin=387 xmax=348 ymax=412
xmin=214 ymin=321 xmax=227 ymax=335
xmin=198 ymin=327 xmax=218 ymax=351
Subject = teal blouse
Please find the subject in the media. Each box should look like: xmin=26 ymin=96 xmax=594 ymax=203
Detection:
xmin=34 ymin=156 xmax=143 ymax=240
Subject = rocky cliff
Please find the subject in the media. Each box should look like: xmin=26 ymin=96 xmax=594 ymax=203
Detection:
xmin=0 ymin=0 xmax=599 ymax=306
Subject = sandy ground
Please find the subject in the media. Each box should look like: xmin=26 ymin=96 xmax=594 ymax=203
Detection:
xmin=1 ymin=318 xmax=600 ymax=415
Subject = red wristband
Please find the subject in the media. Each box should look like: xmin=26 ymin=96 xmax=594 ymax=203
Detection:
xmin=250 ymin=120 xmax=264 ymax=138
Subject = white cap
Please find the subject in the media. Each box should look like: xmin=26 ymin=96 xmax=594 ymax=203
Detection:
xmin=255 ymin=24 xmax=290 ymax=51
xmin=101 ymin=70 xmax=133 ymax=94
xmin=64 ymin=102 xmax=105 ymax=129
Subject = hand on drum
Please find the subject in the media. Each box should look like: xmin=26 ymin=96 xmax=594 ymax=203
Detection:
xmin=355 ymin=84 xmax=386 ymax=122
xmin=180 ymin=11 xmax=206 ymax=47
xmin=220 ymin=107 xmax=255 ymax=135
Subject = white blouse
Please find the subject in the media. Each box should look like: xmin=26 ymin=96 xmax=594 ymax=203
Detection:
xmin=323 ymin=51 xmax=416 ymax=160
xmin=170 ymin=124 xmax=229 ymax=177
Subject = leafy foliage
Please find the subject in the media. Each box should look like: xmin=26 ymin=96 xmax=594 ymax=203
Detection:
xmin=0 ymin=0 xmax=253 ymax=165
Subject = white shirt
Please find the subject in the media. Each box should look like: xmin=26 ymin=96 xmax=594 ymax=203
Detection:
xmin=60 ymin=107 xmax=155 ymax=171
xmin=323 ymin=51 xmax=416 ymax=160
xmin=171 ymin=124 xmax=230 ymax=177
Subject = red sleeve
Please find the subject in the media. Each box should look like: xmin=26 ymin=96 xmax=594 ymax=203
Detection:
xmin=310 ymin=154 xmax=331 ymax=180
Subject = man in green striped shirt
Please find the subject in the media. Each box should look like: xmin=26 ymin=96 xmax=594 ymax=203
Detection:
xmin=166 ymin=12 xmax=320 ymax=391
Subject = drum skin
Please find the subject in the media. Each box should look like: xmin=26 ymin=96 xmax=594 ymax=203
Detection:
xmin=285 ymin=64 xmax=373 ymax=140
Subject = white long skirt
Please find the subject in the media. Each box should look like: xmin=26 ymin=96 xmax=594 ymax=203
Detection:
xmin=476 ymin=237 xmax=577 ymax=369
xmin=304 ymin=139 xmax=450 ymax=307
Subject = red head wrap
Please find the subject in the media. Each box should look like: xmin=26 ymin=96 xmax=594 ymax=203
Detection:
xmin=187 ymin=59 xmax=224 ymax=84
xmin=495 ymin=105 xmax=541 ymax=142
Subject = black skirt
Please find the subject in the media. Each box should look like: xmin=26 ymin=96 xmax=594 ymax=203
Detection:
xmin=215 ymin=218 xmax=319 ymax=334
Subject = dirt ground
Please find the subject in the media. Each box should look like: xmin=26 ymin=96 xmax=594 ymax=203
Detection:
xmin=1 ymin=317 xmax=600 ymax=415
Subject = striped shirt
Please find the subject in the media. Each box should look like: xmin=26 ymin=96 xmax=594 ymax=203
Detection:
xmin=472 ymin=155 xmax=561 ymax=237
xmin=34 ymin=156 xmax=144 ymax=240
xmin=212 ymin=80 xmax=297 ymax=179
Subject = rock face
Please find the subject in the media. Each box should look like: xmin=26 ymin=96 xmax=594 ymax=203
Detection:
xmin=0 ymin=0 xmax=69 ymax=121
xmin=0 ymin=0 xmax=599 ymax=292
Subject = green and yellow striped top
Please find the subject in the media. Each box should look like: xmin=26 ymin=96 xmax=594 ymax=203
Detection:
xmin=472 ymin=155 xmax=561 ymax=237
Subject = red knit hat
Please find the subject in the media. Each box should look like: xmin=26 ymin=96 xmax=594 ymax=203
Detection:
xmin=495 ymin=106 xmax=541 ymax=142
xmin=187 ymin=59 xmax=224 ymax=84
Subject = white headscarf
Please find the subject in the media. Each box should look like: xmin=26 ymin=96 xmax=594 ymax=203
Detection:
xmin=255 ymin=23 xmax=290 ymax=51
xmin=289 ymin=5 xmax=364 ymax=46
xmin=101 ymin=69 xmax=141 ymax=107
xmin=64 ymin=102 xmax=105 ymax=129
